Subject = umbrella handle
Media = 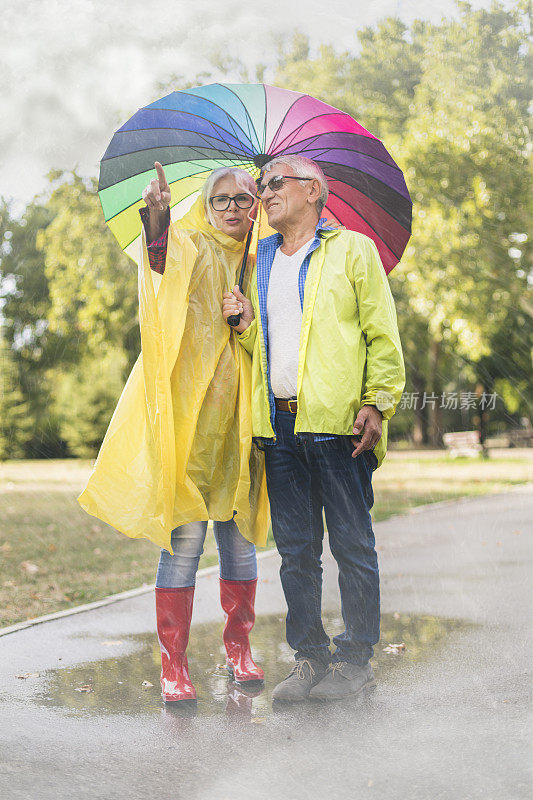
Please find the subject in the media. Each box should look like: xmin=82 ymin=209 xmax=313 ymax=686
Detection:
xmin=227 ymin=313 xmax=241 ymax=327
xmin=227 ymin=223 xmax=254 ymax=329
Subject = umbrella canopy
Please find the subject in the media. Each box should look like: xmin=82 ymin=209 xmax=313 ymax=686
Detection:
xmin=99 ymin=83 xmax=412 ymax=272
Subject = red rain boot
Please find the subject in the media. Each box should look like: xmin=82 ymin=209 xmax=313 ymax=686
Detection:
xmin=220 ymin=578 xmax=264 ymax=684
xmin=155 ymin=587 xmax=197 ymax=702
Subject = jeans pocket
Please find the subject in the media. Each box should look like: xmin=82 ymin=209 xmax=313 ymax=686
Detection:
xmin=365 ymin=449 xmax=378 ymax=472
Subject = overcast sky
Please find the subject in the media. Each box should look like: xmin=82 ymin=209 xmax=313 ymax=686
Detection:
xmin=1 ymin=0 xmax=513 ymax=206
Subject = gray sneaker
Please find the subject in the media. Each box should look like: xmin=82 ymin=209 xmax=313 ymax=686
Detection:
xmin=272 ymin=658 xmax=328 ymax=703
xmin=309 ymin=661 xmax=375 ymax=701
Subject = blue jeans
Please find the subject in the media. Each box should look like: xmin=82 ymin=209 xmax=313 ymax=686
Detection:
xmin=264 ymin=409 xmax=379 ymax=666
xmin=155 ymin=519 xmax=257 ymax=588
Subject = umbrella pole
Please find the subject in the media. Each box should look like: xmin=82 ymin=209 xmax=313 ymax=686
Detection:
xmin=227 ymin=221 xmax=255 ymax=328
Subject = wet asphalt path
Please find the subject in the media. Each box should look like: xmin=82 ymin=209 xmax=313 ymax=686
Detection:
xmin=0 ymin=486 xmax=531 ymax=800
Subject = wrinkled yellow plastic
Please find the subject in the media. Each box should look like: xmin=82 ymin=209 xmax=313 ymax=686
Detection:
xmin=78 ymin=198 xmax=269 ymax=553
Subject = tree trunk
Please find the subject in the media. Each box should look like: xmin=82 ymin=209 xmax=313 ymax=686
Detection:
xmin=428 ymin=338 xmax=443 ymax=448
xmin=476 ymin=382 xmax=490 ymax=458
xmin=412 ymin=369 xmax=428 ymax=445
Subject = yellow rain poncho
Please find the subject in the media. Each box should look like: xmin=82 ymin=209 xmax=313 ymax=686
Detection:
xmin=78 ymin=198 xmax=269 ymax=552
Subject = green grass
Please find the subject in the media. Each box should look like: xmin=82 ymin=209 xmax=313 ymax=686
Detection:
xmin=371 ymin=450 xmax=533 ymax=521
xmin=1 ymin=452 xmax=531 ymax=628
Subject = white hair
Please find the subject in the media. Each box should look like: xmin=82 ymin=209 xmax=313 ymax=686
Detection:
xmin=261 ymin=155 xmax=329 ymax=215
xmin=201 ymin=167 xmax=256 ymax=229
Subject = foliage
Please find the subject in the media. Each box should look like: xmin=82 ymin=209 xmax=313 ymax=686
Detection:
xmin=52 ymin=348 xmax=130 ymax=457
xmin=0 ymin=328 xmax=33 ymax=459
xmin=0 ymin=198 xmax=64 ymax=455
xmin=1 ymin=172 xmax=141 ymax=457
xmin=399 ymin=1 xmax=531 ymax=434
xmin=38 ymin=171 xmax=140 ymax=366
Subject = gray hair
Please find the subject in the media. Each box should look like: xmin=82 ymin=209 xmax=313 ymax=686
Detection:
xmin=201 ymin=167 xmax=256 ymax=229
xmin=262 ymin=155 xmax=329 ymax=215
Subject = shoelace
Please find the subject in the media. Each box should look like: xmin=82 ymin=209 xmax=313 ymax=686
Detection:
xmin=329 ymin=661 xmax=349 ymax=678
xmin=290 ymin=659 xmax=316 ymax=680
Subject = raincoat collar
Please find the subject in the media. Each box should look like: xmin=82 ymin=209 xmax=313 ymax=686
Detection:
xmin=258 ymin=217 xmax=339 ymax=250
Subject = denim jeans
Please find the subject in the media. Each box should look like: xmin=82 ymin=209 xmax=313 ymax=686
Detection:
xmin=264 ymin=409 xmax=379 ymax=666
xmin=155 ymin=518 xmax=257 ymax=588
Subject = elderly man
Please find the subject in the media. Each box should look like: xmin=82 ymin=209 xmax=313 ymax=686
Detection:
xmin=223 ymin=155 xmax=405 ymax=702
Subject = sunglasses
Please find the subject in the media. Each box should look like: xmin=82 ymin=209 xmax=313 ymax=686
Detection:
xmin=209 ymin=193 xmax=255 ymax=212
xmin=255 ymin=175 xmax=313 ymax=197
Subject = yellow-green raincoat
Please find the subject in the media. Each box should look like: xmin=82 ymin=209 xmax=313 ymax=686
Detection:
xmin=238 ymin=229 xmax=405 ymax=469
xmin=78 ymin=199 xmax=269 ymax=553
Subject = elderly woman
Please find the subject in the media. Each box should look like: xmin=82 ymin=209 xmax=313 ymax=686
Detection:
xmin=79 ymin=163 xmax=268 ymax=705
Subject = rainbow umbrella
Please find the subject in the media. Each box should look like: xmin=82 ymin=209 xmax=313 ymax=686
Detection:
xmin=99 ymin=83 xmax=411 ymax=272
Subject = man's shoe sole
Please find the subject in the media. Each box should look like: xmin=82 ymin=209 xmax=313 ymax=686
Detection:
xmin=271 ymin=693 xmax=309 ymax=703
xmin=309 ymin=678 xmax=376 ymax=702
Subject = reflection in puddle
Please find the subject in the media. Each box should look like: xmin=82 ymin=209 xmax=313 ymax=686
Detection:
xmin=36 ymin=612 xmax=468 ymax=719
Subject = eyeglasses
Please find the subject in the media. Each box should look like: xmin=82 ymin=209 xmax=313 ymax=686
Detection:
xmin=255 ymin=175 xmax=313 ymax=197
xmin=209 ymin=193 xmax=255 ymax=212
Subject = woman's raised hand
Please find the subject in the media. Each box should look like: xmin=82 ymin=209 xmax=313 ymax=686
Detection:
xmin=142 ymin=162 xmax=171 ymax=212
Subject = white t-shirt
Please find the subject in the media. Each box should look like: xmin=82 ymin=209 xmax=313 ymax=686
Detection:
xmin=267 ymin=238 xmax=314 ymax=399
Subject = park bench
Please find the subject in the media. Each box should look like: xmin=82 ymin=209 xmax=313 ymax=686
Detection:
xmin=443 ymin=430 xmax=482 ymax=458
xmin=507 ymin=427 xmax=533 ymax=447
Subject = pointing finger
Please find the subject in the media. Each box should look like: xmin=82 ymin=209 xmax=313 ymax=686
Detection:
xmin=155 ymin=161 xmax=168 ymax=188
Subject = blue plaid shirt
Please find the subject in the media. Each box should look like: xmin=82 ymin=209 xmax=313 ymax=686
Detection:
xmin=255 ymin=217 xmax=335 ymax=444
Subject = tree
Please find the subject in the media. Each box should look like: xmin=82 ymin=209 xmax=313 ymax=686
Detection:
xmin=38 ymin=170 xmax=140 ymax=367
xmin=0 ymin=327 xmax=32 ymax=459
xmin=52 ymin=348 xmax=129 ymax=457
xmin=0 ymin=197 xmax=64 ymax=455
xmin=1 ymin=171 xmax=141 ymax=457
xmin=35 ymin=171 xmax=141 ymax=456
xmin=399 ymin=1 xmax=531 ymax=442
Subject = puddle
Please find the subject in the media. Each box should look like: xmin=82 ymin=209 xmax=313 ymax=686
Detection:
xmin=34 ymin=611 xmax=469 ymax=719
